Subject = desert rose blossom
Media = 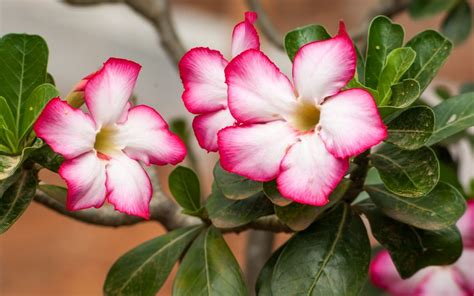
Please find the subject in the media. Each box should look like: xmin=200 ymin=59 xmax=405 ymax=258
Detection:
xmin=34 ymin=58 xmax=186 ymax=218
xmin=218 ymin=21 xmax=387 ymax=206
xmin=178 ymin=11 xmax=260 ymax=152
xmin=369 ymin=200 xmax=474 ymax=296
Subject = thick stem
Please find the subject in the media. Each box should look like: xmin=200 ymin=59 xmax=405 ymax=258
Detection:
xmin=64 ymin=0 xmax=185 ymax=66
xmin=246 ymin=0 xmax=284 ymax=50
xmin=344 ymin=150 xmax=370 ymax=203
xmin=245 ymin=230 xmax=274 ymax=295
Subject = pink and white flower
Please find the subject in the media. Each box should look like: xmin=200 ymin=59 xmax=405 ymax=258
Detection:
xmin=369 ymin=200 xmax=474 ymax=296
xmin=178 ymin=11 xmax=260 ymax=152
xmin=218 ymin=21 xmax=387 ymax=206
xmin=34 ymin=58 xmax=186 ymax=218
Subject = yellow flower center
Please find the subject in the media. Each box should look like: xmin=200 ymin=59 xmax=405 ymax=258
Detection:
xmin=94 ymin=125 xmax=120 ymax=156
xmin=289 ymin=101 xmax=321 ymax=132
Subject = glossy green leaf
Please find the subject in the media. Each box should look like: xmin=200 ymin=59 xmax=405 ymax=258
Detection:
xmin=386 ymin=106 xmax=434 ymax=150
xmin=263 ymin=180 xmax=292 ymax=207
xmin=345 ymin=78 xmax=379 ymax=99
xmin=104 ymin=226 xmax=202 ymax=296
xmin=213 ymin=161 xmax=262 ymax=200
xmin=284 ymin=24 xmax=330 ymax=61
xmin=409 ymin=0 xmax=458 ymax=18
xmin=0 ymin=34 xmax=48 ymax=151
xmin=206 ymin=184 xmax=273 ymax=228
xmin=378 ymin=79 xmax=420 ymax=121
xmin=18 ymin=83 xmax=58 ymax=143
xmin=426 ymin=92 xmax=474 ymax=145
xmin=0 ymin=168 xmax=37 ymax=234
xmin=355 ymin=45 xmax=365 ymax=83
xmin=403 ymin=30 xmax=452 ymax=93
xmin=361 ymin=203 xmax=462 ymax=278
xmin=371 ymin=144 xmax=439 ymax=197
xmin=442 ymin=1 xmax=472 ymax=44
xmin=377 ymin=47 xmax=416 ymax=105
xmin=0 ymin=96 xmax=16 ymax=153
xmin=255 ymin=244 xmax=285 ymax=296
xmin=274 ymin=179 xmax=351 ymax=231
xmin=173 ymin=226 xmax=247 ymax=296
xmin=271 ymin=203 xmax=370 ymax=295
xmin=435 ymin=85 xmax=452 ymax=99
xmin=460 ymin=82 xmax=474 ymax=94
xmin=46 ymin=73 xmax=55 ymax=85
xmin=169 ymin=166 xmax=201 ymax=213
xmin=366 ymin=182 xmax=466 ymax=230
xmin=365 ymin=16 xmax=404 ymax=89
xmin=0 ymin=138 xmax=42 ymax=181
xmin=29 ymin=144 xmax=63 ymax=172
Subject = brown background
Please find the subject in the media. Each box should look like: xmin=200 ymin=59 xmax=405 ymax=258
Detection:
xmin=1 ymin=0 xmax=473 ymax=295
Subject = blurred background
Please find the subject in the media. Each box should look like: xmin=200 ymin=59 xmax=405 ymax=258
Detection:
xmin=0 ymin=0 xmax=473 ymax=295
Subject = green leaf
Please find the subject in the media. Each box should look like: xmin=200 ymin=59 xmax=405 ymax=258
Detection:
xmin=263 ymin=180 xmax=292 ymax=206
xmin=403 ymin=30 xmax=452 ymax=93
xmin=284 ymin=24 xmax=330 ymax=61
xmin=435 ymin=85 xmax=452 ymax=99
xmin=386 ymin=106 xmax=434 ymax=150
xmin=426 ymin=92 xmax=474 ymax=145
xmin=213 ymin=161 xmax=262 ymax=200
xmin=355 ymin=45 xmax=365 ymax=83
xmin=366 ymin=182 xmax=466 ymax=230
xmin=255 ymin=244 xmax=285 ymax=296
xmin=104 ymin=226 xmax=202 ymax=296
xmin=0 ymin=34 xmax=48 ymax=150
xmin=0 ymin=168 xmax=37 ymax=234
xmin=173 ymin=226 xmax=247 ymax=296
xmin=460 ymin=82 xmax=474 ymax=94
xmin=378 ymin=79 xmax=420 ymax=121
xmin=409 ymin=0 xmax=458 ymax=18
xmin=371 ymin=144 xmax=439 ymax=197
xmin=168 ymin=166 xmax=201 ymax=213
xmin=365 ymin=16 xmax=404 ymax=89
xmin=377 ymin=47 xmax=416 ymax=105
xmin=29 ymin=144 xmax=63 ymax=172
xmin=361 ymin=203 xmax=462 ymax=278
xmin=18 ymin=83 xmax=58 ymax=143
xmin=274 ymin=179 xmax=351 ymax=231
xmin=46 ymin=73 xmax=55 ymax=85
xmin=345 ymin=78 xmax=379 ymax=99
xmin=0 ymin=138 xmax=42 ymax=181
xmin=271 ymin=203 xmax=370 ymax=296
xmin=0 ymin=96 xmax=16 ymax=153
xmin=206 ymin=183 xmax=273 ymax=228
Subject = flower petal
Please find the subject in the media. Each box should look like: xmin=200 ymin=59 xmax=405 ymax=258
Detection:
xmin=319 ymin=89 xmax=387 ymax=158
xmin=193 ymin=108 xmax=235 ymax=152
xmin=225 ymin=49 xmax=297 ymax=124
xmin=277 ymin=132 xmax=348 ymax=205
xmin=59 ymin=151 xmax=106 ymax=211
xmin=415 ymin=268 xmax=470 ymax=296
xmin=179 ymin=47 xmax=228 ymax=114
xmin=218 ymin=121 xmax=298 ymax=181
xmin=106 ymin=153 xmax=152 ymax=219
xmin=34 ymin=97 xmax=96 ymax=159
xmin=454 ymin=249 xmax=474 ymax=294
xmin=231 ymin=11 xmax=260 ymax=57
xmin=369 ymin=251 xmax=432 ymax=296
xmin=457 ymin=200 xmax=474 ymax=248
xmin=117 ymin=105 xmax=186 ymax=166
xmin=292 ymin=21 xmax=356 ymax=104
xmin=85 ymin=58 xmax=141 ymax=126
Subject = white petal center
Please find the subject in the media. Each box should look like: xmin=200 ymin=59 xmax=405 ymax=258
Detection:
xmin=94 ymin=125 xmax=122 ymax=157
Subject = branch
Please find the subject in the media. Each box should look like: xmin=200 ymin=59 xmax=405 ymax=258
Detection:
xmin=344 ymin=150 xmax=370 ymax=203
xmin=64 ymin=0 xmax=185 ymax=66
xmin=246 ymin=0 xmax=284 ymax=50
xmin=245 ymin=230 xmax=274 ymax=294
